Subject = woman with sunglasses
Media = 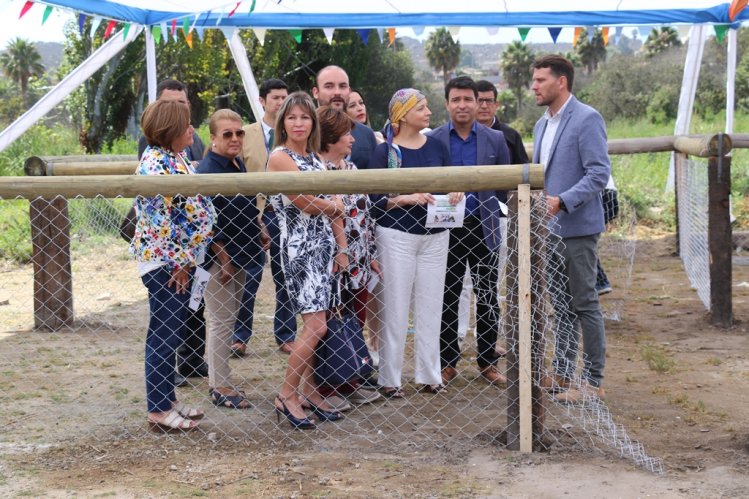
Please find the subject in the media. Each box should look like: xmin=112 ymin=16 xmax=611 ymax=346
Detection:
xmin=267 ymin=92 xmax=348 ymax=429
xmin=198 ymin=109 xmax=267 ymax=410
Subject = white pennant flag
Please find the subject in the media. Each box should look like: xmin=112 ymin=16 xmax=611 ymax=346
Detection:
xmin=448 ymin=26 xmax=460 ymax=41
xmin=90 ymin=17 xmax=102 ymax=39
xmin=323 ymin=27 xmax=335 ymax=44
xmin=160 ymin=21 xmax=168 ymax=43
xmin=486 ymin=27 xmax=499 ymax=36
xmin=190 ymin=13 xmax=200 ymax=34
xmin=253 ymin=28 xmax=267 ymax=45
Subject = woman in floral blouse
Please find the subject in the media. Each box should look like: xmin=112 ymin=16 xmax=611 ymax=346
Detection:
xmin=132 ymin=99 xmax=215 ymax=432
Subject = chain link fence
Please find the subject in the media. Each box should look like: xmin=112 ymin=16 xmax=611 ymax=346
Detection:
xmin=0 ymin=179 xmax=659 ymax=472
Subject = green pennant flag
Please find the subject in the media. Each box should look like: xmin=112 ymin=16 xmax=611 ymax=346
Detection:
xmin=182 ymin=17 xmax=189 ymax=34
xmin=518 ymin=27 xmax=531 ymax=42
xmin=249 ymin=0 xmax=256 ymax=13
xmin=714 ymin=25 xmax=729 ymax=43
xmin=290 ymin=29 xmax=302 ymax=44
xmin=42 ymin=5 xmax=53 ymax=25
xmin=122 ymin=23 xmax=131 ymax=40
xmin=152 ymin=25 xmax=162 ymax=44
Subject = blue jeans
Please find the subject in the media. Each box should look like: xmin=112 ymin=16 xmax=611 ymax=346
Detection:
xmin=142 ymin=266 xmax=192 ymax=413
xmin=232 ymin=210 xmax=296 ymax=345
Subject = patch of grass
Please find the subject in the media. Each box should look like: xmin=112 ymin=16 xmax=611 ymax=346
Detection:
xmin=641 ymin=344 xmax=676 ymax=373
xmin=0 ymin=200 xmax=32 ymax=263
xmin=625 ymin=375 xmax=637 ymax=383
xmin=668 ymin=393 xmax=691 ymax=408
xmin=706 ymin=357 xmax=722 ymax=366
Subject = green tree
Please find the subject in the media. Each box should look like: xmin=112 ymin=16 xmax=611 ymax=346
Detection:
xmin=643 ymin=27 xmax=682 ymax=58
xmin=425 ymin=28 xmax=460 ymax=86
xmin=0 ymin=37 xmax=45 ymax=102
xmin=575 ymin=28 xmax=607 ymax=74
xmin=500 ymin=40 xmax=535 ymax=114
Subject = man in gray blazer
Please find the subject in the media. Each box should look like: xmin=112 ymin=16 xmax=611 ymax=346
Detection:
xmin=312 ymin=65 xmax=376 ymax=169
xmin=429 ymin=76 xmax=511 ymax=386
xmin=531 ymin=55 xmax=610 ymax=402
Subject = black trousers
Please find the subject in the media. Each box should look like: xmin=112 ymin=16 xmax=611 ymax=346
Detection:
xmin=176 ymin=303 xmax=206 ymax=374
xmin=440 ymin=217 xmax=500 ymax=369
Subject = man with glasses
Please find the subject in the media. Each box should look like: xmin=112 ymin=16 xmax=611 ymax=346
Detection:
xmin=475 ymin=80 xmax=528 ymax=165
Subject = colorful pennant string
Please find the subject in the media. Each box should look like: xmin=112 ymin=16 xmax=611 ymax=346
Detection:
xmin=19 ymin=1 xmax=33 ymax=19
xmin=714 ymin=24 xmax=729 ymax=43
xmin=103 ymin=20 xmax=116 ymax=39
xmin=548 ymin=27 xmax=562 ymax=43
xmin=518 ymin=27 xmax=530 ymax=41
xmin=42 ymin=5 xmax=53 ymax=25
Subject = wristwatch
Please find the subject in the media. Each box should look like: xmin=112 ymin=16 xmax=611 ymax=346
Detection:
xmin=558 ymin=197 xmax=568 ymax=213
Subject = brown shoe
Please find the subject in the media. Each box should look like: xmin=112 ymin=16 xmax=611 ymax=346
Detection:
xmin=480 ymin=365 xmax=507 ymax=385
xmin=230 ymin=342 xmax=246 ymax=358
xmin=278 ymin=342 xmax=294 ymax=355
xmin=554 ymin=383 xmax=605 ymax=404
xmin=539 ymin=374 xmax=571 ymax=392
xmin=441 ymin=367 xmax=458 ymax=384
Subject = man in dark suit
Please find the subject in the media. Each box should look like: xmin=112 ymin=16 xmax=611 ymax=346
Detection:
xmin=531 ymin=55 xmax=610 ymax=403
xmin=475 ymin=80 xmax=529 ymax=165
xmin=428 ymin=76 xmax=511 ymax=386
xmin=137 ymin=79 xmax=208 ymax=387
xmin=312 ymin=65 xmax=376 ymax=169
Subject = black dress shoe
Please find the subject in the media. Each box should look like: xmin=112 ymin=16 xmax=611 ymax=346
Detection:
xmin=174 ymin=372 xmax=189 ymax=387
xmin=179 ymin=362 xmax=209 ymax=378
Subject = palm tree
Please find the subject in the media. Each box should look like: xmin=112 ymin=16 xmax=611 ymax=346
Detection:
xmin=425 ymin=27 xmax=460 ymax=86
xmin=643 ymin=27 xmax=682 ymax=58
xmin=0 ymin=37 xmax=45 ymax=100
xmin=575 ymin=28 xmax=607 ymax=74
xmin=500 ymin=40 xmax=535 ymax=113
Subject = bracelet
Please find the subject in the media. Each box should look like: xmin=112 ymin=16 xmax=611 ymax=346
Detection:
xmin=337 ymin=247 xmax=350 ymax=256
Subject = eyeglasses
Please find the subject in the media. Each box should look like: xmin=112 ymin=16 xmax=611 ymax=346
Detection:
xmin=477 ymin=98 xmax=497 ymax=105
xmin=221 ymin=130 xmax=245 ymax=139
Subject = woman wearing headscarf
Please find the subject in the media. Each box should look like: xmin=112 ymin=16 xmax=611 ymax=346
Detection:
xmin=132 ymin=99 xmax=215 ymax=432
xmin=368 ymin=88 xmax=462 ymax=398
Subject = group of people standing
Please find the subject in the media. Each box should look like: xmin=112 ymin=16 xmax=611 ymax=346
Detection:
xmin=130 ymin=54 xmax=611 ymax=432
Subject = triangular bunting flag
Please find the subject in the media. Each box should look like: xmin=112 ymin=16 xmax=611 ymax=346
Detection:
xmin=518 ymin=27 xmax=530 ymax=42
xmin=573 ymin=27 xmax=582 ymax=47
xmin=412 ymin=26 xmax=425 ymax=37
xmin=185 ymin=31 xmax=193 ymax=48
xmin=614 ymin=26 xmax=623 ymax=45
xmin=228 ymin=2 xmax=241 ymax=18
xmin=548 ymin=27 xmax=562 ymax=43
xmin=729 ymin=0 xmax=748 ymax=21
xmin=375 ymin=28 xmax=384 ymax=43
xmin=152 ymin=25 xmax=162 ymax=44
xmin=182 ymin=17 xmax=189 ymax=34
xmin=602 ymin=27 xmax=610 ymax=46
xmin=171 ymin=19 xmax=178 ymax=42
xmin=448 ymin=26 xmax=460 ymax=41
xmin=637 ymin=26 xmax=652 ymax=40
xmin=78 ymin=13 xmax=86 ymax=35
xmin=388 ymin=28 xmax=396 ymax=47
xmin=714 ymin=25 xmax=729 ymax=43
xmin=248 ymin=0 xmax=256 ymax=13
xmin=587 ymin=26 xmax=595 ymax=43
xmin=290 ymin=29 xmax=302 ymax=44
xmin=215 ymin=11 xmax=224 ymax=26
xmin=195 ymin=26 xmax=204 ymax=41
xmin=90 ymin=17 xmax=102 ymax=39
xmin=219 ymin=28 xmax=235 ymax=41
xmin=190 ymin=13 xmax=200 ymax=33
xmin=323 ymin=28 xmax=335 ymax=44
xmin=103 ymin=20 xmax=116 ymax=39
xmin=677 ymin=25 xmax=691 ymax=41
xmin=356 ymin=29 xmax=369 ymax=45
xmin=160 ymin=22 xmax=168 ymax=43
xmin=486 ymin=27 xmax=499 ymax=36
xmin=42 ymin=5 xmax=53 ymax=25
xmin=122 ymin=23 xmax=131 ymax=40
xmin=254 ymin=28 xmax=267 ymax=45
xmin=19 ymin=1 xmax=33 ymax=19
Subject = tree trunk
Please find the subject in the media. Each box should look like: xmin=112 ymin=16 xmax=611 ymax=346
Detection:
xmin=82 ymin=51 xmax=124 ymax=153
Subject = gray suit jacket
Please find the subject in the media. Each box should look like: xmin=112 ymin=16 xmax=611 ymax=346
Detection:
xmin=533 ymin=96 xmax=610 ymax=239
xmin=428 ymin=122 xmax=511 ymax=252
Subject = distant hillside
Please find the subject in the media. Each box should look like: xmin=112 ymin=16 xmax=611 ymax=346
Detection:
xmin=36 ymin=42 xmax=64 ymax=72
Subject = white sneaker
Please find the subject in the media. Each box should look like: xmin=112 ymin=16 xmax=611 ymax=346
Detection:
xmin=347 ymin=387 xmax=382 ymax=405
xmin=324 ymin=395 xmax=352 ymax=412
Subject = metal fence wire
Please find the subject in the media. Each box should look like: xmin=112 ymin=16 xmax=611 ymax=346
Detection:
xmin=0 ymin=189 xmax=660 ymax=473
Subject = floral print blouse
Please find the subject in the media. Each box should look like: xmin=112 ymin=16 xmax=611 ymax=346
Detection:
xmin=130 ymin=145 xmax=215 ymax=271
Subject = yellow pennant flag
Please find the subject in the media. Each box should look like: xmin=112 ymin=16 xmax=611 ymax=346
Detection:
xmin=185 ymin=30 xmax=193 ymax=48
xmin=573 ymin=27 xmax=583 ymax=47
xmin=602 ymin=27 xmax=610 ymax=46
xmin=387 ymin=28 xmax=395 ymax=46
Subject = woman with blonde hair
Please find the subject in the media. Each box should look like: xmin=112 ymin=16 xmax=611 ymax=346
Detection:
xmin=267 ymin=92 xmax=348 ymax=429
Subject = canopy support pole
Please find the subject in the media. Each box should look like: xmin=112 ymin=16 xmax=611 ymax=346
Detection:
xmin=0 ymin=25 xmax=145 ymax=153
xmin=224 ymin=29 xmax=264 ymax=121
xmin=145 ymin=27 xmax=157 ymax=103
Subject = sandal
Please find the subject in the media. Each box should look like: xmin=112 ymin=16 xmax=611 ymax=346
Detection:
xmin=173 ymin=402 xmax=204 ymax=420
xmin=210 ymin=388 xmax=252 ymax=409
xmin=421 ymin=384 xmax=448 ymax=394
xmin=380 ymin=387 xmax=405 ymax=399
xmin=148 ymin=410 xmax=199 ymax=433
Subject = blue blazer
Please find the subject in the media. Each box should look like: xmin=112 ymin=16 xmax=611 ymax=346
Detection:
xmin=428 ymin=122 xmax=511 ymax=252
xmin=533 ymin=96 xmax=610 ymax=239
xmin=350 ymin=121 xmax=377 ymax=170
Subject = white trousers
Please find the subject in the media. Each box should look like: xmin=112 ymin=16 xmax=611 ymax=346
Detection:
xmin=205 ymin=264 xmax=246 ymax=389
xmin=376 ymin=226 xmax=448 ymax=388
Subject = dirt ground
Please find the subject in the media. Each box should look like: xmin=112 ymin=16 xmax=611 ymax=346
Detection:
xmin=1 ymin=229 xmax=748 ymax=498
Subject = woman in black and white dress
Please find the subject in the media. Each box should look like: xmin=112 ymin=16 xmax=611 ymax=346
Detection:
xmin=267 ymin=91 xmax=348 ymax=429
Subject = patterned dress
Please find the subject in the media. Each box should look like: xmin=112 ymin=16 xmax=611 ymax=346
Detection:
xmin=272 ymin=148 xmax=335 ymax=314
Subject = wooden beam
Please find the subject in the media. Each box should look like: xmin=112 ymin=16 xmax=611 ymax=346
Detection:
xmin=3 ymin=164 xmax=546 ymax=198
xmin=674 ymin=134 xmax=732 ymax=157
xmin=24 ymin=155 xmax=138 ymax=176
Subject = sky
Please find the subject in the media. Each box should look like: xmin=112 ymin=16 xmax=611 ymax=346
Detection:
xmin=0 ymin=0 xmax=729 ymax=50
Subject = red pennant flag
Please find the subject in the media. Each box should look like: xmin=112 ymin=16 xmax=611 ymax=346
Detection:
xmin=171 ymin=19 xmax=177 ymax=36
xmin=103 ymin=20 xmax=117 ymax=39
xmin=229 ymin=2 xmax=241 ymax=18
xmin=19 ymin=1 xmax=34 ymax=19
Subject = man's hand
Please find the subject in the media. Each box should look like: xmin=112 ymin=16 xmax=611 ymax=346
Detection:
xmin=546 ymin=195 xmax=562 ymax=217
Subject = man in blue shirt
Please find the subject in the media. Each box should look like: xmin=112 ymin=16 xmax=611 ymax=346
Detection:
xmin=428 ymin=76 xmax=511 ymax=386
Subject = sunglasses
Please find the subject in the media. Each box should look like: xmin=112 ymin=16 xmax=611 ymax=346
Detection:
xmin=221 ymin=130 xmax=245 ymax=139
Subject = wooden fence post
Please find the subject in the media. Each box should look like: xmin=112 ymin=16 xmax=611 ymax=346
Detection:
xmin=708 ymin=151 xmax=732 ymax=327
xmin=29 ymin=197 xmax=73 ymax=330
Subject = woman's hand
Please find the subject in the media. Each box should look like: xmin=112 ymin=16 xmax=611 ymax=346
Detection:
xmin=168 ymin=267 xmax=191 ymax=294
xmin=401 ymin=193 xmax=435 ymax=206
xmin=218 ymin=260 xmax=235 ymax=284
xmin=333 ymin=251 xmax=349 ymax=274
xmin=371 ymin=259 xmax=382 ymax=278
xmin=330 ymin=195 xmax=345 ymax=217
xmin=259 ymin=222 xmax=271 ymax=251
xmin=448 ymin=192 xmax=464 ymax=205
